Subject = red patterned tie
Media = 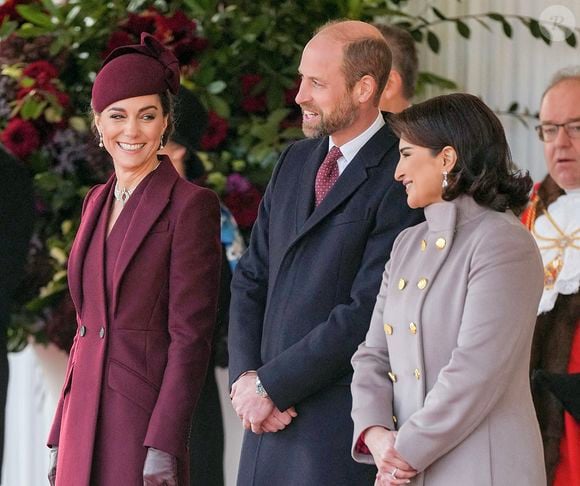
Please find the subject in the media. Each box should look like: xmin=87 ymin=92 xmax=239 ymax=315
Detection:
xmin=315 ymin=146 xmax=342 ymax=206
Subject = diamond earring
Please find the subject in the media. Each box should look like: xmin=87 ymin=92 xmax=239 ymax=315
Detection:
xmin=442 ymin=171 xmax=448 ymax=189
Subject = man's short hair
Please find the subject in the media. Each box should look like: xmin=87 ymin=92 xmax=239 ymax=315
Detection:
xmin=541 ymin=65 xmax=580 ymax=102
xmin=315 ymin=20 xmax=392 ymax=106
xmin=374 ymin=23 xmax=418 ymax=100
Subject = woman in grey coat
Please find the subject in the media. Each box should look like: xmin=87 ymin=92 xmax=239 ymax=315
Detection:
xmin=350 ymin=93 xmax=546 ymax=486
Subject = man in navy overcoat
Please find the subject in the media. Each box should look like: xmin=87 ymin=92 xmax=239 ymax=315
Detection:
xmin=229 ymin=20 xmax=424 ymax=485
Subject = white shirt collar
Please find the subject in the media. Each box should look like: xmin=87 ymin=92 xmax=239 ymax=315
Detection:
xmin=328 ymin=111 xmax=385 ymax=174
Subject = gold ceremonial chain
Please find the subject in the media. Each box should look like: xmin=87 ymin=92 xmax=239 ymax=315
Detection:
xmin=532 ymin=208 xmax=580 ymax=289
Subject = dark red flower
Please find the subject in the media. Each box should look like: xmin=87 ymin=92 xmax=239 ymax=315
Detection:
xmin=103 ymin=31 xmax=135 ymax=58
xmin=124 ymin=11 xmax=156 ymax=37
xmin=0 ymin=0 xmax=32 ymax=23
xmin=200 ymin=111 xmax=229 ymax=151
xmin=190 ymin=36 xmax=208 ymax=52
xmin=223 ymin=185 xmax=263 ymax=230
xmin=240 ymin=74 xmax=267 ymax=112
xmin=241 ymin=74 xmax=263 ymax=96
xmin=22 ymin=60 xmax=58 ymax=87
xmin=155 ymin=10 xmax=195 ymax=36
xmin=0 ymin=118 xmax=41 ymax=159
xmin=241 ymin=96 xmax=267 ymax=113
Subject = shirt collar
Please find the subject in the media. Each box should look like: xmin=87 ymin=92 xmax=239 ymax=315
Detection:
xmin=329 ymin=111 xmax=385 ymax=173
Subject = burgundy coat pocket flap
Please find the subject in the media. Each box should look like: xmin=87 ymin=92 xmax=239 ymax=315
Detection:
xmin=108 ymin=360 xmax=160 ymax=413
xmin=150 ymin=219 xmax=170 ymax=233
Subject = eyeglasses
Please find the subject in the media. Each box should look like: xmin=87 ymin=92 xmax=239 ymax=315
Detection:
xmin=535 ymin=121 xmax=580 ymax=142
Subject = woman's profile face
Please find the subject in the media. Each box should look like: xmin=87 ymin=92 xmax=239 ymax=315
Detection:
xmin=94 ymin=94 xmax=168 ymax=173
xmin=395 ymin=138 xmax=446 ymax=209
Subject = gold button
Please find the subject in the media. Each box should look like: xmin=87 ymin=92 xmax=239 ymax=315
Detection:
xmin=392 ymin=415 xmax=398 ymax=424
xmin=384 ymin=324 xmax=393 ymax=335
xmin=420 ymin=239 xmax=427 ymax=251
xmin=436 ymin=237 xmax=446 ymax=250
xmin=409 ymin=322 xmax=417 ymax=334
xmin=398 ymin=278 xmax=407 ymax=290
xmin=388 ymin=371 xmax=397 ymax=383
xmin=417 ymin=278 xmax=428 ymax=290
xmin=414 ymin=368 xmax=421 ymax=380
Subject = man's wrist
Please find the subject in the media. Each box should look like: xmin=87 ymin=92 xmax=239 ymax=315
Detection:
xmin=255 ymin=375 xmax=269 ymax=398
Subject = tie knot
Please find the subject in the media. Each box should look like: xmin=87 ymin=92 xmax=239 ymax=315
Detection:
xmin=327 ymin=146 xmax=342 ymax=163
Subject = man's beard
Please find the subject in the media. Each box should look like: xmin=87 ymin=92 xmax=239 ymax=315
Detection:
xmin=301 ymin=95 xmax=358 ymax=139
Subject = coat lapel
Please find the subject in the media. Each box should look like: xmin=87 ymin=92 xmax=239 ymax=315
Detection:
xmin=67 ymin=178 xmax=114 ymax=312
xmin=295 ymin=138 xmax=328 ymax=233
xmin=111 ymin=157 xmax=178 ymax=314
xmin=297 ymin=124 xmax=398 ymax=239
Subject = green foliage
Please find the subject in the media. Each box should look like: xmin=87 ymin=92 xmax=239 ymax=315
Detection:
xmin=1 ymin=0 xmax=578 ymax=351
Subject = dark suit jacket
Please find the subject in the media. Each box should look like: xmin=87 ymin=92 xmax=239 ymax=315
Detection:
xmin=228 ymin=121 xmax=424 ymax=485
xmin=48 ymin=158 xmax=221 ymax=486
xmin=0 ymin=147 xmax=33 ymax=477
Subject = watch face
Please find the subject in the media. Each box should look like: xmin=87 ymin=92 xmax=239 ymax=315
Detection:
xmin=256 ymin=377 xmax=268 ymax=397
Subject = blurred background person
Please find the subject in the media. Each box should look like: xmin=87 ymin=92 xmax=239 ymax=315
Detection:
xmin=374 ymin=23 xmax=418 ymax=114
xmin=524 ymin=66 xmax=580 ymax=486
xmin=47 ymin=34 xmax=221 ymax=486
xmin=164 ymin=86 xmax=245 ymax=486
xmin=351 ymin=93 xmax=545 ymax=485
xmin=0 ymin=145 xmax=34 ymax=479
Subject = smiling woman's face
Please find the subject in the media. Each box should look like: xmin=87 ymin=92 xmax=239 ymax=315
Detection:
xmin=95 ymin=94 xmax=167 ymax=173
xmin=394 ymin=138 xmax=447 ymax=209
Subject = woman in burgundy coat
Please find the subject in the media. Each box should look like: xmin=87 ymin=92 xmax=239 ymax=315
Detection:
xmin=46 ymin=33 xmax=221 ymax=486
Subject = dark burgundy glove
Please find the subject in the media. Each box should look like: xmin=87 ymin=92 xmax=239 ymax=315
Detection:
xmin=48 ymin=447 xmax=58 ymax=486
xmin=143 ymin=447 xmax=178 ymax=486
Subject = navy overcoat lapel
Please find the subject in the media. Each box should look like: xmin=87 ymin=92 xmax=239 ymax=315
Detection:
xmin=294 ymin=138 xmax=327 ymax=233
xmin=294 ymin=124 xmax=398 ymax=243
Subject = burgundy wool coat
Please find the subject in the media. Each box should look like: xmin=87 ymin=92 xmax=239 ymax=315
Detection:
xmin=47 ymin=157 xmax=221 ymax=486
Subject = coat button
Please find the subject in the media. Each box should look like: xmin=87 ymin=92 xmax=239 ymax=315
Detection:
xmin=420 ymin=239 xmax=427 ymax=251
xmin=398 ymin=278 xmax=407 ymax=290
xmin=436 ymin=237 xmax=446 ymax=249
xmin=79 ymin=325 xmax=86 ymax=337
xmin=384 ymin=324 xmax=393 ymax=335
xmin=99 ymin=327 xmax=105 ymax=339
xmin=392 ymin=415 xmax=398 ymax=425
xmin=409 ymin=322 xmax=417 ymax=334
xmin=414 ymin=368 xmax=421 ymax=380
xmin=388 ymin=371 xmax=397 ymax=383
xmin=417 ymin=278 xmax=428 ymax=290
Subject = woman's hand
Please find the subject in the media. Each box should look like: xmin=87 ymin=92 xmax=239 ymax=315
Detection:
xmin=143 ymin=447 xmax=178 ymax=486
xmin=365 ymin=426 xmax=417 ymax=485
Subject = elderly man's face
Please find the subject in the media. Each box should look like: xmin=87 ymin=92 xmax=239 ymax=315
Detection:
xmin=539 ymin=79 xmax=580 ymax=190
xmin=295 ymin=35 xmax=359 ymax=145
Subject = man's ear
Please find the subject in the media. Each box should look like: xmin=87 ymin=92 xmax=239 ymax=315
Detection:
xmin=356 ymin=74 xmax=378 ymax=104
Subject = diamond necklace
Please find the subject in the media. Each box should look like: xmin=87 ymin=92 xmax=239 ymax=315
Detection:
xmin=113 ymin=161 xmax=161 ymax=206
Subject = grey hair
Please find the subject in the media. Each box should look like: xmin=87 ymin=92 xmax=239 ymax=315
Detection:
xmin=542 ymin=66 xmax=580 ymax=101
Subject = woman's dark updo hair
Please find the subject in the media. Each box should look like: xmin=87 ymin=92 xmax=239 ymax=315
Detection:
xmin=389 ymin=93 xmax=532 ymax=214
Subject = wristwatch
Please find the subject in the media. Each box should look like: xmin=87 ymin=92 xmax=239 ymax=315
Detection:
xmin=255 ymin=376 xmax=268 ymax=398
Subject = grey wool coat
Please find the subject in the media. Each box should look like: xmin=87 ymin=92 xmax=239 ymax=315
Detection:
xmin=351 ymin=195 xmax=547 ymax=486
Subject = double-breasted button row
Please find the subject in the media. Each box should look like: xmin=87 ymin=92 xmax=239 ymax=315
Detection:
xmin=388 ymin=369 xmax=422 ymax=382
xmin=398 ymin=277 xmax=429 ymax=290
xmin=78 ymin=325 xmax=105 ymax=339
xmin=419 ymin=237 xmax=447 ymax=251
xmin=383 ymin=322 xmax=418 ymax=335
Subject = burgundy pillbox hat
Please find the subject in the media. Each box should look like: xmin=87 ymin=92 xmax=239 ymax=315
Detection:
xmin=91 ymin=32 xmax=180 ymax=112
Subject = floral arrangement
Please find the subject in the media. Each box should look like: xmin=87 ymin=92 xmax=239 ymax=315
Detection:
xmin=1 ymin=0 xmax=577 ymax=352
